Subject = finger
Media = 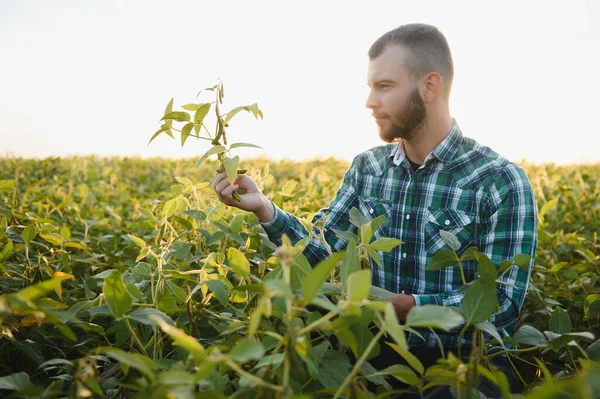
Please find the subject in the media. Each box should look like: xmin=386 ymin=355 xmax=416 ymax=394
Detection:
xmin=214 ymin=178 xmax=232 ymax=195
xmin=221 ymin=184 xmax=239 ymax=200
xmin=212 ymin=172 xmax=227 ymax=189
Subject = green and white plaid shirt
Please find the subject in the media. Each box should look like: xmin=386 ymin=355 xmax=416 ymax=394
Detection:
xmin=261 ymin=120 xmax=538 ymax=348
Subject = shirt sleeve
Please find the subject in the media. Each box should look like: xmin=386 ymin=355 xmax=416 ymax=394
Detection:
xmin=412 ymin=163 xmax=538 ymax=332
xmin=260 ymin=156 xmax=361 ymax=266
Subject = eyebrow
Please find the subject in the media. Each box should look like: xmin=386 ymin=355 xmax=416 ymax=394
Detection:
xmin=367 ymin=79 xmax=396 ymax=88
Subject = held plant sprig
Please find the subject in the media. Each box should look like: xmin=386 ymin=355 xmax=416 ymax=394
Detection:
xmin=149 ymin=80 xmax=264 ymax=201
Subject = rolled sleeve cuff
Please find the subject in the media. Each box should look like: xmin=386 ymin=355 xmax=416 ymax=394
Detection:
xmin=412 ymin=294 xmax=441 ymax=306
xmin=259 ymin=202 xmax=290 ymax=237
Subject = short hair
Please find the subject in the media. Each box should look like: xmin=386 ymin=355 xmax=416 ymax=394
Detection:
xmin=368 ymin=23 xmax=454 ymax=100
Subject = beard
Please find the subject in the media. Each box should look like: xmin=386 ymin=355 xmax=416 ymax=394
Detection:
xmin=377 ymin=85 xmax=426 ymax=143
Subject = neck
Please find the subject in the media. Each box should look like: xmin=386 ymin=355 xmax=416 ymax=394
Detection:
xmin=402 ymin=112 xmax=454 ymax=164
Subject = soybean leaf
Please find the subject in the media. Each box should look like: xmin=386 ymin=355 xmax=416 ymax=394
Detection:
xmin=368 ymin=237 xmax=402 ymax=252
xmin=513 ymin=325 xmax=547 ymax=347
xmin=406 ymin=305 xmax=464 ymax=331
xmin=101 ymin=347 xmax=157 ymax=380
xmin=180 ymin=122 xmax=194 ymax=147
xmin=161 ymin=111 xmax=190 ymax=122
xmin=347 ymin=269 xmax=371 ymax=302
xmin=152 ymin=316 xmax=206 ymax=361
xmin=103 ymin=270 xmax=132 ymax=319
xmin=228 ymin=339 xmax=265 ymax=363
xmin=462 ymin=277 xmax=497 ymax=325
xmin=426 ymin=249 xmax=459 ymax=271
xmin=229 ymin=142 xmax=263 ymax=150
xmin=340 ymin=239 xmax=359 ymax=285
xmin=227 ymin=247 xmax=250 ymax=277
xmin=128 ymin=308 xmax=175 ymax=327
xmin=302 ymin=251 xmax=345 ymax=304
xmin=22 ymin=224 xmax=36 ymax=244
xmin=194 ymin=103 xmax=211 ymax=123
xmin=549 ymin=307 xmax=571 ymax=334
xmin=206 ymin=280 xmax=230 ymax=306
xmin=222 ymin=155 xmax=240 ymax=185
xmin=439 ymin=230 xmax=461 ymax=251
xmin=476 ymin=321 xmax=504 ymax=346
xmin=349 ymin=207 xmax=369 ymax=228
xmin=196 ymin=145 xmax=227 ymax=167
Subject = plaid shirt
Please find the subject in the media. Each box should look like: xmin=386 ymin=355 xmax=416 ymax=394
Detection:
xmin=261 ymin=120 xmax=538 ymax=348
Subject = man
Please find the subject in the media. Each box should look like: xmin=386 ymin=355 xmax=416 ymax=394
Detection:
xmin=213 ymin=23 xmax=537 ymax=397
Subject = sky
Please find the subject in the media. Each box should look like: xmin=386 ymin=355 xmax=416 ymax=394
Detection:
xmin=1 ymin=0 xmax=599 ymax=165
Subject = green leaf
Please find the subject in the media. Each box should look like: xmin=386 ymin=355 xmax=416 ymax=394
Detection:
xmin=462 ymin=277 xmax=497 ymax=325
xmin=406 ymin=305 xmax=464 ymax=331
xmin=538 ymin=197 xmax=558 ymax=224
xmin=364 ymin=245 xmax=382 ymax=267
xmin=164 ymin=97 xmax=174 ymax=114
xmin=162 ymin=111 xmax=190 ymax=122
xmin=152 ymin=316 xmax=206 ymax=360
xmin=368 ymin=285 xmax=396 ymax=301
xmin=360 ymin=215 xmax=384 ymax=244
xmin=227 ymin=247 xmax=250 ymax=277
xmin=317 ymin=350 xmax=352 ymax=388
xmin=369 ymin=364 xmax=420 ymax=386
xmin=332 ymin=229 xmax=359 ymax=242
xmin=128 ymin=308 xmax=175 ymax=327
xmin=158 ymin=370 xmax=197 ymax=386
xmin=476 ymin=253 xmax=497 ymax=279
xmin=127 ymin=234 xmax=146 ymax=248
xmin=223 ymin=103 xmax=263 ymax=124
xmin=194 ymin=103 xmax=211 ymax=123
xmin=0 ymin=372 xmax=32 ymax=391
xmin=206 ymin=280 xmax=230 ymax=306
xmin=513 ymin=254 xmax=532 ymax=269
xmin=425 ymin=249 xmax=459 ymax=271
xmin=384 ymin=303 xmax=407 ymax=350
xmin=0 ymin=239 xmax=13 ymax=261
xmin=228 ymin=339 xmax=266 ymax=363
xmin=349 ymin=207 xmax=369 ymax=228
xmin=103 ymin=270 xmax=132 ymax=319
xmin=584 ymin=294 xmax=600 ymax=319
xmin=22 ymin=224 xmax=36 ymax=244
xmin=16 ymin=273 xmax=73 ymax=303
xmin=585 ymin=339 xmax=600 ymax=361
xmin=163 ymin=198 xmax=178 ymax=218
xmin=460 ymin=247 xmax=479 ymax=261
xmin=368 ymin=237 xmax=403 ymax=252
xmin=148 ymin=124 xmax=171 ymax=145
xmin=40 ymin=233 xmax=65 ymax=246
xmin=222 ymin=155 xmax=240 ymax=185
xmin=347 ymin=269 xmax=371 ymax=302
xmin=229 ymin=142 xmax=263 ymax=150
xmin=302 ymin=251 xmax=345 ymax=304
xmin=439 ymin=230 xmax=461 ymax=251
xmin=101 ymin=347 xmax=157 ymax=380
xmin=549 ymin=307 xmax=571 ymax=334
xmin=181 ymin=103 xmax=198 ymax=111
xmin=229 ymin=213 xmax=245 ymax=234
xmin=340 ymin=239 xmax=359 ymax=285
xmin=476 ymin=321 xmax=504 ymax=346
xmin=196 ymin=145 xmax=227 ymax=167
xmin=513 ymin=325 xmax=547 ymax=347
xmin=180 ymin=122 xmax=194 ymax=147
xmin=386 ymin=341 xmax=424 ymax=375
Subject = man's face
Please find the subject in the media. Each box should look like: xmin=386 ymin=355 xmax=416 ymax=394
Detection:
xmin=366 ymin=45 xmax=426 ymax=143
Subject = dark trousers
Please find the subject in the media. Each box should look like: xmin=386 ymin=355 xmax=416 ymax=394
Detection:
xmin=349 ymin=334 xmax=514 ymax=398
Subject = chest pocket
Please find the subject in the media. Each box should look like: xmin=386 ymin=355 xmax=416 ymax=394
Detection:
xmin=357 ymin=196 xmax=393 ymax=239
xmin=424 ymin=208 xmax=476 ymax=255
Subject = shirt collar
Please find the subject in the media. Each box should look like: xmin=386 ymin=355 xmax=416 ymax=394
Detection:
xmin=390 ymin=119 xmax=463 ymax=166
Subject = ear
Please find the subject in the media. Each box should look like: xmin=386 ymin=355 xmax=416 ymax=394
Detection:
xmin=422 ymin=72 xmax=443 ymax=103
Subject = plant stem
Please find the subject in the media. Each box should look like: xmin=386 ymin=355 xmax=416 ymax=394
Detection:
xmin=333 ymin=328 xmax=385 ymax=399
xmin=221 ymin=356 xmax=286 ymax=392
xmin=298 ymin=311 xmax=337 ymax=335
xmin=124 ymin=318 xmax=149 ymax=357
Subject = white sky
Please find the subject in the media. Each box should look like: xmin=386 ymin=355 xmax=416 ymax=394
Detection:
xmin=1 ymin=0 xmax=599 ymax=165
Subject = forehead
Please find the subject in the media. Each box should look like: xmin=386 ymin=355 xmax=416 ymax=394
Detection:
xmin=367 ymin=44 xmax=411 ymax=84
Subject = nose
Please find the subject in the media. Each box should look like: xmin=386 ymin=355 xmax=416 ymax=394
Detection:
xmin=365 ymin=89 xmax=379 ymax=111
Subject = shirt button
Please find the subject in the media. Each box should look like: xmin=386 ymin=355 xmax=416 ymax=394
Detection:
xmin=406 ymin=214 xmax=410 ymax=220
xmin=403 ymin=253 xmax=407 ymax=259
xmin=369 ymin=208 xmax=374 ymax=214
xmin=445 ymin=220 xmax=451 ymax=226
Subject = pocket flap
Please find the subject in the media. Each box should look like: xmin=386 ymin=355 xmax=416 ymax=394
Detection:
xmin=426 ymin=208 xmax=474 ymax=228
